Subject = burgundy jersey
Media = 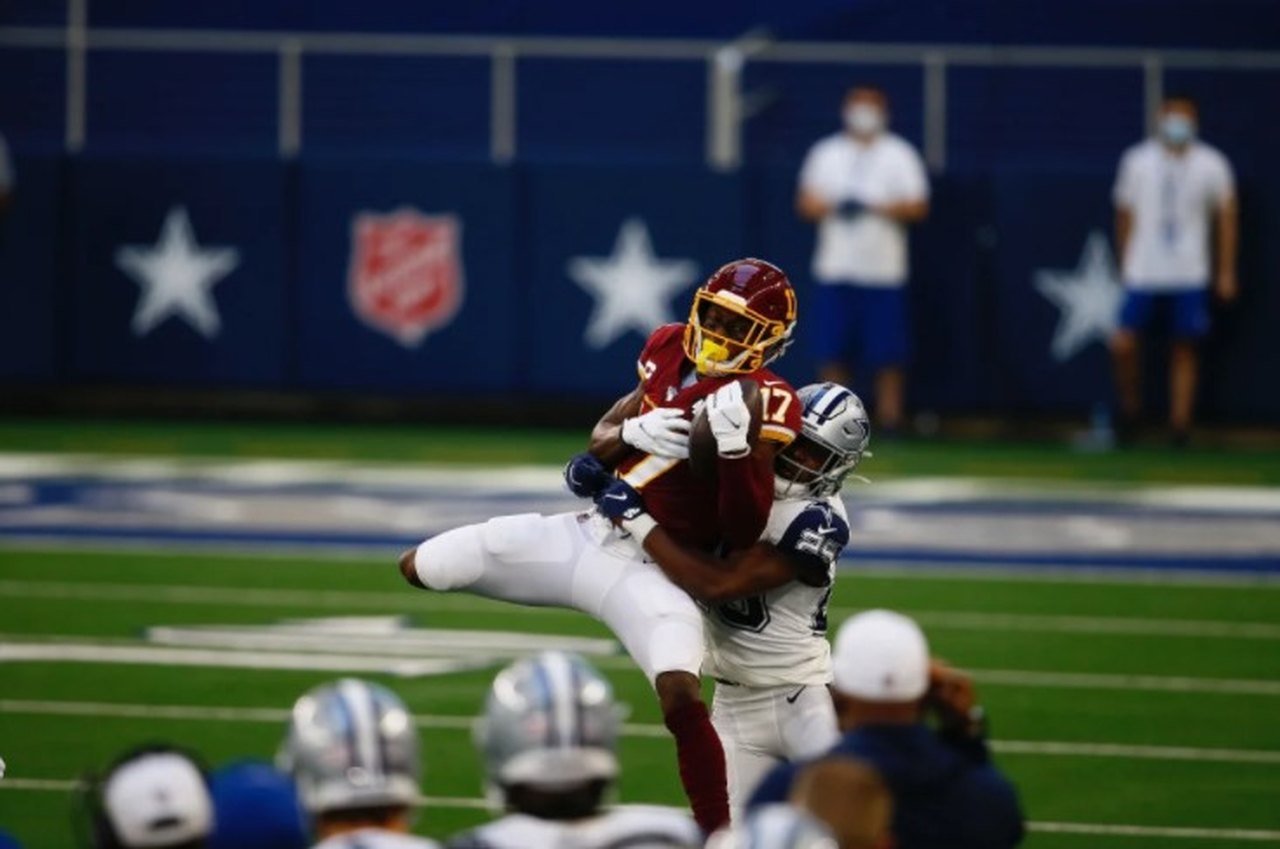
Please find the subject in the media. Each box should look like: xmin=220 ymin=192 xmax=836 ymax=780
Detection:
xmin=616 ymin=324 xmax=802 ymax=551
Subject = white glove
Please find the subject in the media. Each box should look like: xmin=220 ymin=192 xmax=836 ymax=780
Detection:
xmin=622 ymin=407 xmax=690 ymax=459
xmin=706 ymin=381 xmax=751 ymax=458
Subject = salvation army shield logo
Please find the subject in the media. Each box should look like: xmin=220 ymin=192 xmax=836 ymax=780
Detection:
xmin=348 ymin=209 xmax=464 ymax=347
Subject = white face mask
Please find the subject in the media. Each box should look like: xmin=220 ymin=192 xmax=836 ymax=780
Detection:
xmin=1160 ymin=114 xmax=1196 ymax=146
xmin=844 ymin=104 xmax=885 ymax=136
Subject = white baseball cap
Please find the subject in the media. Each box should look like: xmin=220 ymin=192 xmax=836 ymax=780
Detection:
xmin=103 ymin=752 xmax=214 ymax=848
xmin=831 ymin=609 xmax=930 ymax=702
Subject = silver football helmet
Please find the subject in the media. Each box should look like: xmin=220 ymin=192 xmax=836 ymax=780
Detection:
xmin=705 ymin=805 xmax=838 ymax=849
xmin=278 ymin=678 xmax=421 ymax=815
xmin=775 ymin=382 xmax=871 ymax=498
xmin=475 ymin=651 xmax=621 ymax=800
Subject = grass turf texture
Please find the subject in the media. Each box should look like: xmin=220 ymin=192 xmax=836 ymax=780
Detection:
xmin=1 ymin=547 xmax=1278 ymax=848
xmin=2 ymin=416 xmax=1279 ymax=484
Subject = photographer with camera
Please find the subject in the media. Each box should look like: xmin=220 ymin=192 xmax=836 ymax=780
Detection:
xmin=748 ymin=610 xmax=1024 ymax=849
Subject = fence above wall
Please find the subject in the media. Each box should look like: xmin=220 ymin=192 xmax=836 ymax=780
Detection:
xmin=3 ymin=23 xmax=1280 ymax=173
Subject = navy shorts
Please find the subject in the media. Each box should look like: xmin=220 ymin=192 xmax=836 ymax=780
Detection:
xmin=809 ymin=282 xmax=908 ymax=370
xmin=1119 ymin=289 xmax=1210 ymax=339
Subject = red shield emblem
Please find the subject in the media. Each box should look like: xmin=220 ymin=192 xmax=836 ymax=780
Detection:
xmin=348 ymin=209 xmax=464 ymax=347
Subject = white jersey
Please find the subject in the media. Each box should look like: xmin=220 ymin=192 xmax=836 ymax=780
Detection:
xmin=702 ymin=495 xmax=850 ymax=688
xmin=1113 ymin=138 xmax=1234 ymax=289
xmin=313 ymin=829 xmax=441 ymax=849
xmin=799 ymin=132 xmax=928 ymax=286
xmin=446 ymin=805 xmax=700 ymax=849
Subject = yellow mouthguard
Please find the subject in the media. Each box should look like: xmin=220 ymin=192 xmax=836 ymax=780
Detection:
xmin=695 ymin=338 xmax=732 ymax=374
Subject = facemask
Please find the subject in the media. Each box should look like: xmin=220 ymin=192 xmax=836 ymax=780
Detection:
xmin=1160 ymin=114 xmax=1195 ymax=146
xmin=844 ymin=104 xmax=885 ymax=136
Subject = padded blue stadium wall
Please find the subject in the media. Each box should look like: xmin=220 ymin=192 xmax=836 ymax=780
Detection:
xmin=1 ymin=1 xmax=1277 ymax=418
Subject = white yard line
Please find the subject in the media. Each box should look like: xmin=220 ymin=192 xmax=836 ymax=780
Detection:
xmin=4 ymin=577 xmax=1280 ymax=640
xmin=970 ymin=668 xmax=1280 ymax=697
xmin=0 ymin=777 xmax=1273 ymax=841
xmin=0 ymin=643 xmax=489 ymax=677
xmin=4 ymin=699 xmax=1280 ymax=763
xmin=1028 ymin=821 xmax=1280 ymax=841
xmin=850 ymin=562 xmax=1280 ymax=588
xmin=834 ymin=609 xmax=1280 ymax=641
xmin=3 ymin=631 xmax=1279 ymax=696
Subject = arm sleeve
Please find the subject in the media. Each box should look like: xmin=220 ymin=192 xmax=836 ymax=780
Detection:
xmin=798 ymin=143 xmax=829 ymax=195
xmin=898 ymin=143 xmax=930 ymax=201
xmin=1113 ymin=149 xmax=1138 ymax=208
xmin=716 ymin=451 xmax=774 ymax=550
xmin=1212 ymin=150 xmax=1237 ymax=207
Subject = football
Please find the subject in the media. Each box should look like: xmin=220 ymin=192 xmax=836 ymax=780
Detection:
xmin=688 ymin=378 xmax=764 ymax=480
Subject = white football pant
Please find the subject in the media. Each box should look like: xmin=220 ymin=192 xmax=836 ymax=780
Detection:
xmin=412 ymin=511 xmax=704 ymax=684
xmin=710 ymin=682 xmax=839 ymax=823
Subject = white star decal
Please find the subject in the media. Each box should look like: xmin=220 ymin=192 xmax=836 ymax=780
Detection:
xmin=566 ymin=218 xmax=699 ymax=350
xmin=115 ymin=206 xmax=240 ymax=339
xmin=1035 ymin=230 xmax=1125 ymax=362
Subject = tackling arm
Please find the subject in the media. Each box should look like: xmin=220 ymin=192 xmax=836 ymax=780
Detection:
xmin=588 ymin=383 xmax=645 ymax=467
xmin=642 ymin=529 xmax=819 ymax=604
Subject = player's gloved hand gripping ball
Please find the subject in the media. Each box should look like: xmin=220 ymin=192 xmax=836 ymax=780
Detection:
xmin=621 ymin=407 xmax=690 ymax=459
xmin=563 ymin=452 xmax=613 ymax=498
xmin=705 ymin=381 xmax=753 ymax=458
xmin=595 ymin=479 xmax=657 ymax=544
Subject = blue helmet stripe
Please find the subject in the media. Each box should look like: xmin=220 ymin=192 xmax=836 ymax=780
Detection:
xmin=530 ymin=657 xmax=558 ymax=747
xmin=332 ymin=688 xmax=361 ymax=771
xmin=808 ymin=383 xmax=848 ymax=422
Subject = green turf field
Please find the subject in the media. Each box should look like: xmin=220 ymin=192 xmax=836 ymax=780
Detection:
xmin=3 ymin=416 xmax=1280 ymax=484
xmin=1 ymin=419 xmax=1278 ymax=846
xmin=2 ymin=546 xmax=1278 ymax=847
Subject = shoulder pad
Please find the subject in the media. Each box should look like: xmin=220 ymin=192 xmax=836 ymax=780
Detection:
xmin=777 ymin=501 xmax=850 ymax=567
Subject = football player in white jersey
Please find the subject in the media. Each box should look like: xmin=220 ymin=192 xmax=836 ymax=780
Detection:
xmin=447 ymin=651 xmax=701 ymax=849
xmin=278 ymin=678 xmax=441 ymax=849
xmin=592 ymin=382 xmax=870 ymax=821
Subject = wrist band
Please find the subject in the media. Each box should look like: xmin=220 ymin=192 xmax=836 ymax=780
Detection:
xmin=622 ymin=513 xmax=657 ymax=544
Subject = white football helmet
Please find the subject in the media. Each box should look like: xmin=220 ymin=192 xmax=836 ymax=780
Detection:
xmin=278 ymin=678 xmax=421 ymax=815
xmin=475 ymin=651 xmax=621 ymax=802
xmin=775 ymin=382 xmax=871 ymax=498
xmin=705 ymin=804 xmax=838 ymax=849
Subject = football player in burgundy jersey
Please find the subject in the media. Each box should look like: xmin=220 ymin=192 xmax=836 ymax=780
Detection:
xmin=402 ymin=259 xmax=800 ymax=833
xmin=588 ymin=258 xmax=803 ymax=551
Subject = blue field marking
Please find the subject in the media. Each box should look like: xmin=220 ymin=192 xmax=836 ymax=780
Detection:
xmin=1 ymin=466 xmax=1278 ymax=575
xmin=1 ymin=524 xmax=1277 ymax=574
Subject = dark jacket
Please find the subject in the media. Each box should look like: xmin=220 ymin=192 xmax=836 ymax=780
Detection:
xmin=749 ymin=723 xmax=1024 ymax=849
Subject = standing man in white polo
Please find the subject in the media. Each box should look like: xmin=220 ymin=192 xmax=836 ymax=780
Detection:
xmin=796 ymin=86 xmax=929 ymax=434
xmin=1111 ymin=94 xmax=1238 ymax=446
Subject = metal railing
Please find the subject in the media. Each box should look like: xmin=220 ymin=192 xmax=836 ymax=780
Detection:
xmin=3 ymin=6 xmax=1279 ymax=171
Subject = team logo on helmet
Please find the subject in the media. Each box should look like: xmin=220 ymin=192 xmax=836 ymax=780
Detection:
xmin=348 ymin=208 xmax=464 ymax=347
